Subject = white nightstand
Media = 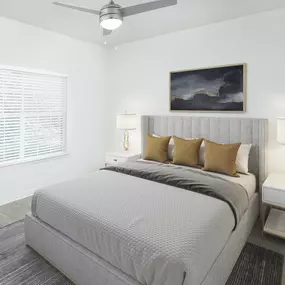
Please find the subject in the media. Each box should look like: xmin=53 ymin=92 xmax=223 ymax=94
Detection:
xmin=105 ymin=152 xmax=141 ymax=167
xmin=262 ymin=174 xmax=285 ymax=239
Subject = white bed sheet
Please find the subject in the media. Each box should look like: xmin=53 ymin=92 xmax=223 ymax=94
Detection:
xmin=138 ymin=159 xmax=256 ymax=199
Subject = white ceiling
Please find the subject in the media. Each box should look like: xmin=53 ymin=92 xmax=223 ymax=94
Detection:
xmin=1 ymin=0 xmax=285 ymax=46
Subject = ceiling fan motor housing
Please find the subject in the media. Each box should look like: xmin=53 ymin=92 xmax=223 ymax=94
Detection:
xmin=100 ymin=2 xmax=123 ymax=26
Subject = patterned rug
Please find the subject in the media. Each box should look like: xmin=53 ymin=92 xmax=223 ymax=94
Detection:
xmin=0 ymin=220 xmax=283 ymax=285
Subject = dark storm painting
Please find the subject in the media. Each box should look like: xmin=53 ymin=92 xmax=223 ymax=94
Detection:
xmin=170 ymin=64 xmax=246 ymax=112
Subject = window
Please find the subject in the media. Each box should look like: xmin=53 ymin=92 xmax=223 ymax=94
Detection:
xmin=0 ymin=67 xmax=67 ymax=166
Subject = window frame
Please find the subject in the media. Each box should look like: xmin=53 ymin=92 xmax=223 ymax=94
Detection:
xmin=0 ymin=65 xmax=68 ymax=168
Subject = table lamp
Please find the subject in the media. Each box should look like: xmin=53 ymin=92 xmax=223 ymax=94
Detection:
xmin=117 ymin=113 xmax=136 ymax=151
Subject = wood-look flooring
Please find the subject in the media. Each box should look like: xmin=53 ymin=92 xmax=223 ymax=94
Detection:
xmin=0 ymin=196 xmax=32 ymax=228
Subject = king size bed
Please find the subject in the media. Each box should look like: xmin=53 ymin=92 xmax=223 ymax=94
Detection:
xmin=25 ymin=116 xmax=268 ymax=285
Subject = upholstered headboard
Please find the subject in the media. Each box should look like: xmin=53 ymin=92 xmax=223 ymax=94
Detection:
xmin=141 ymin=116 xmax=268 ymax=190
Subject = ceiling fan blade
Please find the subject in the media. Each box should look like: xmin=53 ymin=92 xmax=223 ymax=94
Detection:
xmin=121 ymin=0 xmax=177 ymax=17
xmin=53 ymin=2 xmax=100 ymax=15
xmin=103 ymin=29 xmax=112 ymax=36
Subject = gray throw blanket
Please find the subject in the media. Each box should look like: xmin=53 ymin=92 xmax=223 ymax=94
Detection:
xmin=103 ymin=161 xmax=249 ymax=228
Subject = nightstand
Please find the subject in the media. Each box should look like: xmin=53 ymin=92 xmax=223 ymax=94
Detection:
xmin=105 ymin=152 xmax=141 ymax=167
xmin=262 ymin=174 xmax=285 ymax=239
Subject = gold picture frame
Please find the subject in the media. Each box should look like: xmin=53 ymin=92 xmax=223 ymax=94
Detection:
xmin=170 ymin=63 xmax=247 ymax=112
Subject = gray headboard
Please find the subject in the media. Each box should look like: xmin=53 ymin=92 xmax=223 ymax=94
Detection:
xmin=141 ymin=116 xmax=268 ymax=190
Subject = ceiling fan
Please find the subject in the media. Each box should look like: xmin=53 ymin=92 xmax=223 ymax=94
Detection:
xmin=53 ymin=0 xmax=178 ymax=36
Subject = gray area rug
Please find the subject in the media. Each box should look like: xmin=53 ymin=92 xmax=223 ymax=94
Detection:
xmin=0 ymin=220 xmax=73 ymax=285
xmin=226 ymin=242 xmax=283 ymax=285
xmin=0 ymin=220 xmax=283 ymax=285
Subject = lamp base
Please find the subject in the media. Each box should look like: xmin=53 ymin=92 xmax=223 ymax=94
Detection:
xmin=123 ymin=131 xmax=129 ymax=151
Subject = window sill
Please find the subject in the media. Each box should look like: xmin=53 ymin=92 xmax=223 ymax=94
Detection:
xmin=0 ymin=152 xmax=69 ymax=169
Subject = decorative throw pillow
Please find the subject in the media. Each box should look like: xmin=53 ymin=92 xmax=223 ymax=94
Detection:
xmin=152 ymin=134 xmax=174 ymax=160
xmin=144 ymin=135 xmax=171 ymax=163
xmin=203 ymin=140 xmax=241 ymax=176
xmin=153 ymin=134 xmax=204 ymax=162
xmin=173 ymin=137 xmax=203 ymax=167
xmin=199 ymin=142 xmax=251 ymax=174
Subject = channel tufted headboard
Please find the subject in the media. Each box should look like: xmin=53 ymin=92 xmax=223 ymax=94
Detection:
xmin=141 ymin=116 xmax=268 ymax=190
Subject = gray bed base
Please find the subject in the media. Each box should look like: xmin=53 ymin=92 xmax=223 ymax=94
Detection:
xmin=25 ymin=193 xmax=259 ymax=285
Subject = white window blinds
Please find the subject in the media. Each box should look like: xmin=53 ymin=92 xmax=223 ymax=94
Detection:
xmin=0 ymin=67 xmax=67 ymax=166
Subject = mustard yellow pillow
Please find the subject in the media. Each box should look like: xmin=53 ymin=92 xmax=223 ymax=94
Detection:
xmin=203 ymin=140 xmax=241 ymax=176
xmin=144 ymin=135 xmax=171 ymax=163
xmin=173 ymin=137 xmax=203 ymax=167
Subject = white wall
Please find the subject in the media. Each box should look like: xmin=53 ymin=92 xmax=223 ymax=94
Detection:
xmin=0 ymin=17 xmax=107 ymax=205
xmin=2 ymin=8 xmax=285 ymax=204
xmin=108 ymin=8 xmax=285 ymax=173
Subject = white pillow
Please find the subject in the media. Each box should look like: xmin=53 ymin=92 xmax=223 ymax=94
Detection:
xmin=199 ymin=141 xmax=206 ymax=166
xmin=236 ymin=144 xmax=252 ymax=174
xmin=200 ymin=142 xmax=252 ymax=174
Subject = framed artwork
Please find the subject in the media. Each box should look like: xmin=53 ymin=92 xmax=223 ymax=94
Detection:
xmin=170 ymin=64 xmax=246 ymax=112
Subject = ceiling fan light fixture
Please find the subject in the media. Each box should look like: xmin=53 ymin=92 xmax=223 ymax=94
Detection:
xmin=53 ymin=0 xmax=178 ymax=35
xmin=100 ymin=17 xmax=122 ymax=30
xmin=99 ymin=2 xmax=123 ymax=31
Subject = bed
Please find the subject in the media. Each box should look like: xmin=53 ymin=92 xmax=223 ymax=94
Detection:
xmin=25 ymin=116 xmax=268 ymax=285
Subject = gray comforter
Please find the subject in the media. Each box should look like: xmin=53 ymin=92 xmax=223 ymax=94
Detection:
xmin=31 ymin=161 xmax=249 ymax=285
xmin=104 ymin=161 xmax=249 ymax=227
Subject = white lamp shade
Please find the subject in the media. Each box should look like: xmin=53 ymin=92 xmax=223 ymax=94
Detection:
xmin=277 ymin=118 xmax=285 ymax=144
xmin=100 ymin=18 xmax=122 ymax=30
xmin=117 ymin=114 xmax=136 ymax=130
